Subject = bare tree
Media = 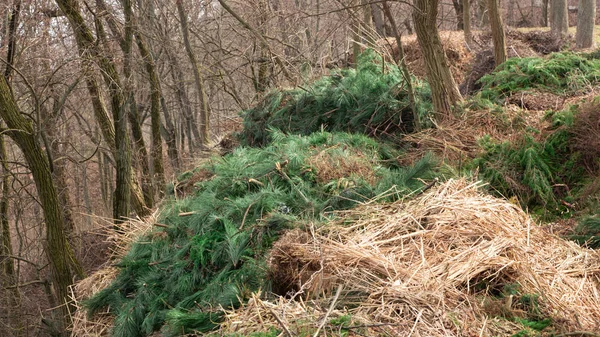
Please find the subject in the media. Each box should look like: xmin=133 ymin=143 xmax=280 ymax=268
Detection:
xmin=177 ymin=0 xmax=210 ymax=149
xmin=0 ymin=74 xmax=80 ymax=336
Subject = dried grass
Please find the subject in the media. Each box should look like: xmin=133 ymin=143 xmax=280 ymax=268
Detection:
xmin=307 ymin=146 xmax=377 ymax=185
xmin=69 ymin=213 xmax=157 ymax=337
xmin=252 ymin=179 xmax=600 ymax=336
xmin=401 ymin=109 xmax=524 ymax=164
xmin=507 ymin=91 xmax=566 ymax=111
xmin=571 ymin=98 xmax=600 ymax=171
xmin=378 ymin=31 xmax=473 ymax=84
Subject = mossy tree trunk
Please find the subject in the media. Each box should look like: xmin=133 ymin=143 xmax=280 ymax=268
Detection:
xmin=135 ymin=32 xmax=166 ymax=197
xmin=576 ymin=0 xmax=596 ymax=48
xmin=0 ymin=128 xmax=14 ymax=282
xmin=0 ymin=75 xmax=76 ymax=336
xmin=1 ymin=0 xmax=19 ymax=284
xmin=412 ymin=0 xmax=462 ymax=118
xmin=121 ymin=0 xmax=153 ymax=208
xmin=487 ymin=0 xmax=507 ymax=66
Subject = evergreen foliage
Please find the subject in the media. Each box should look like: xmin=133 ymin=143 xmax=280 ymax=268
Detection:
xmin=471 ymin=109 xmax=581 ymax=216
xmin=479 ymin=52 xmax=600 ymax=101
xmin=569 ymin=215 xmax=600 ymax=248
xmin=85 ymin=130 xmax=436 ymax=336
xmin=239 ymin=50 xmax=432 ymax=146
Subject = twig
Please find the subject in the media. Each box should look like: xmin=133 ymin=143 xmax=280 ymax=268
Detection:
xmin=239 ymin=200 xmax=257 ymax=230
xmin=178 ymin=211 xmax=196 ymax=217
xmin=268 ymin=309 xmax=294 ymax=337
xmin=416 ymin=178 xmax=439 ymax=196
xmin=407 ymin=309 xmax=423 ymax=337
xmin=555 ymin=332 xmax=600 ymax=337
xmin=345 ymin=322 xmax=401 ymax=329
xmin=153 ymin=223 xmax=169 ymax=228
xmin=313 ymin=284 xmax=343 ymax=337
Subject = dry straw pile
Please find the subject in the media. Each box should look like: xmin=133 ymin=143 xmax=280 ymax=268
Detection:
xmin=225 ymin=179 xmax=600 ymax=336
xmin=69 ymin=213 xmax=157 ymax=337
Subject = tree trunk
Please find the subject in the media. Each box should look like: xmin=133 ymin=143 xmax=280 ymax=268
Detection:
xmin=371 ymin=3 xmax=385 ymax=36
xmin=0 ymin=130 xmax=14 ymax=281
xmin=54 ymin=0 xmax=147 ymax=222
xmin=135 ymin=32 xmax=166 ymax=196
xmin=452 ymin=0 xmax=464 ymax=30
xmin=478 ymin=0 xmax=489 ymax=27
xmin=176 ymin=0 xmax=210 ymax=148
xmin=551 ymin=0 xmax=569 ymax=37
xmin=382 ymin=1 xmax=420 ymax=131
xmin=1 ymin=0 xmax=19 ymax=284
xmin=576 ymin=0 xmax=596 ymax=48
xmin=542 ymin=0 xmax=549 ymax=26
xmin=488 ymin=0 xmax=507 ymax=66
xmin=412 ymin=0 xmax=462 ymax=118
xmin=507 ymin=0 xmax=515 ymax=26
xmin=360 ymin=0 xmax=376 ymax=46
xmin=0 ymin=75 xmax=76 ymax=336
xmin=121 ymin=0 xmax=153 ymax=208
xmin=464 ymin=0 xmax=472 ymax=47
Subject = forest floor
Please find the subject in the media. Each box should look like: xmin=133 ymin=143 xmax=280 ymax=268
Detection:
xmin=70 ymin=28 xmax=600 ymax=337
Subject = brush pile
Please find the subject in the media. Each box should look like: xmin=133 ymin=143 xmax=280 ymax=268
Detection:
xmin=239 ymin=50 xmax=432 ymax=147
xmin=221 ymin=179 xmax=600 ymax=336
xmin=73 ymin=131 xmax=436 ymax=336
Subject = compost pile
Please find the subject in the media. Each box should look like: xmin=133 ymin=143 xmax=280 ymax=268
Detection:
xmin=220 ymin=179 xmax=600 ymax=336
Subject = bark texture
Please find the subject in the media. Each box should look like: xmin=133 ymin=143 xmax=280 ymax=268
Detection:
xmin=0 ymin=75 xmax=75 ymax=335
xmin=576 ymin=0 xmax=596 ymax=48
xmin=488 ymin=0 xmax=507 ymax=66
xmin=177 ymin=0 xmax=210 ymax=148
xmin=54 ymin=0 xmax=148 ymax=221
xmin=551 ymin=0 xmax=569 ymax=37
xmin=412 ymin=0 xmax=462 ymax=118
xmin=463 ymin=0 xmax=472 ymax=47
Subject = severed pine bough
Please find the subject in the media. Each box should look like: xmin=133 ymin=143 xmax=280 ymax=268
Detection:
xmin=222 ymin=179 xmax=600 ymax=336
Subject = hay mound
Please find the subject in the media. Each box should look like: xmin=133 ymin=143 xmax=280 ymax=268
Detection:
xmin=251 ymin=179 xmax=600 ymax=336
xmin=379 ymin=31 xmax=472 ymax=84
